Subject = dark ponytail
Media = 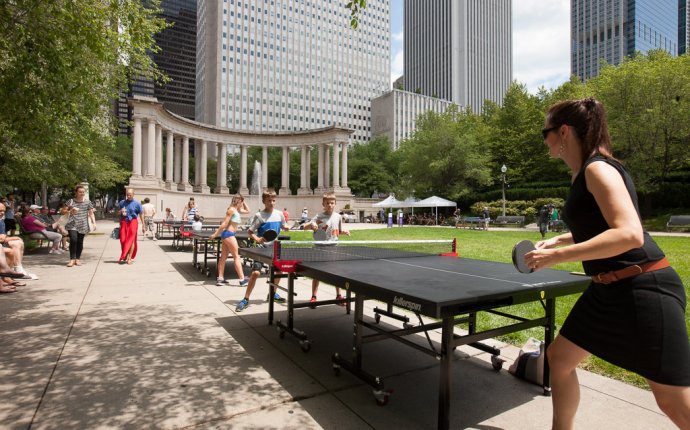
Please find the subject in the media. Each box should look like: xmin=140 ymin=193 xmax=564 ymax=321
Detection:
xmin=546 ymin=97 xmax=615 ymax=162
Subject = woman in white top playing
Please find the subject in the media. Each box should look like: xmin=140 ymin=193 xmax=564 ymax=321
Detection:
xmin=210 ymin=195 xmax=250 ymax=286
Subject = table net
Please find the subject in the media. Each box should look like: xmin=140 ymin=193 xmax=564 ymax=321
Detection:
xmin=273 ymin=240 xmax=456 ymax=263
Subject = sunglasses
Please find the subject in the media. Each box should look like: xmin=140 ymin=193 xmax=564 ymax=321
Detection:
xmin=541 ymin=125 xmax=560 ymax=139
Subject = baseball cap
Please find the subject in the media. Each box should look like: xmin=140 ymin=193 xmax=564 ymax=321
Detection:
xmin=29 ymin=204 xmax=41 ymax=210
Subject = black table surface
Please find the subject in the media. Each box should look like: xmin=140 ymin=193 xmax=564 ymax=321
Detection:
xmin=239 ymin=246 xmax=589 ymax=318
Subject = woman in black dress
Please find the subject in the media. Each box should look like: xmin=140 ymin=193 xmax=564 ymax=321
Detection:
xmin=525 ymin=98 xmax=690 ymax=429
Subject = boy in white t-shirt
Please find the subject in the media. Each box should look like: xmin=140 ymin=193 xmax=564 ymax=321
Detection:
xmin=304 ymin=192 xmax=350 ymax=305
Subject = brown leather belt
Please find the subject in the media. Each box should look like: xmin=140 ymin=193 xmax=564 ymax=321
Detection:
xmin=592 ymin=257 xmax=670 ymax=284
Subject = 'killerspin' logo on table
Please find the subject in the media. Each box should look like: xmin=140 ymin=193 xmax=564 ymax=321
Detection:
xmin=393 ymin=296 xmax=422 ymax=312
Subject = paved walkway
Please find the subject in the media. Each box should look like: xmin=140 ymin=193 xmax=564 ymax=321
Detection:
xmin=0 ymin=224 xmax=675 ymax=429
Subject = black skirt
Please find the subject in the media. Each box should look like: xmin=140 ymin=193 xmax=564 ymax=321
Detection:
xmin=559 ymin=267 xmax=690 ymax=386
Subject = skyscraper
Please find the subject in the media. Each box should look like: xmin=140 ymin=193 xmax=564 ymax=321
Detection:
xmin=115 ymin=0 xmax=197 ymax=135
xmin=571 ymin=0 xmax=679 ymax=81
xmin=153 ymin=0 xmax=198 ymax=119
xmin=403 ymin=0 xmax=512 ymax=112
xmin=196 ymin=0 xmax=391 ymax=143
xmin=680 ymin=0 xmax=688 ymax=54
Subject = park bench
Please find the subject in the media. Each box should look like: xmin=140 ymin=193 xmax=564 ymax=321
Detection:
xmin=494 ymin=215 xmax=526 ymax=227
xmin=666 ymin=215 xmax=690 ymax=231
xmin=549 ymin=219 xmax=568 ymax=232
xmin=459 ymin=217 xmax=487 ymax=229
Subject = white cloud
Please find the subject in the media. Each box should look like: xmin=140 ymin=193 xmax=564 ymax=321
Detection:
xmin=390 ymin=48 xmax=404 ymax=85
xmin=513 ymin=0 xmax=571 ymax=92
xmin=392 ymin=30 xmax=404 ymax=43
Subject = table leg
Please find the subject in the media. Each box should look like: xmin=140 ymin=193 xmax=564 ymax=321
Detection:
xmin=438 ymin=316 xmax=453 ymax=430
xmin=543 ymin=298 xmax=555 ymax=395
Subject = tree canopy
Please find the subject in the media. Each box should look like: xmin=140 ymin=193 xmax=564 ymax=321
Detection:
xmin=0 ymin=0 xmax=166 ymax=192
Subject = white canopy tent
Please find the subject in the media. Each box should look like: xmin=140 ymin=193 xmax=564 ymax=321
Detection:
xmin=372 ymin=195 xmax=404 ymax=208
xmin=412 ymin=196 xmax=457 ymax=224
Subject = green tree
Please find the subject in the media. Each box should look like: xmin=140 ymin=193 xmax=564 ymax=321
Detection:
xmin=346 ymin=0 xmax=367 ymax=29
xmin=396 ymin=105 xmax=492 ymax=200
xmin=588 ymin=50 xmax=690 ymax=195
xmin=347 ymin=135 xmax=399 ymax=197
xmin=484 ymin=82 xmax=563 ymax=184
xmin=0 ymin=0 xmax=167 ymax=191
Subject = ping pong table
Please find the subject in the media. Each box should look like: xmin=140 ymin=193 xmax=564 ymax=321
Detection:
xmin=239 ymin=240 xmax=589 ymax=430
xmin=193 ymin=230 xmax=290 ymax=277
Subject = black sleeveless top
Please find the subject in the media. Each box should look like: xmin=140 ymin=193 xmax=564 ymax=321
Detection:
xmin=562 ymin=156 xmax=664 ymax=275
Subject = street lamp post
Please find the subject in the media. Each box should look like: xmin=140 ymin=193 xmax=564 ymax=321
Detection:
xmin=501 ymin=164 xmax=507 ymax=217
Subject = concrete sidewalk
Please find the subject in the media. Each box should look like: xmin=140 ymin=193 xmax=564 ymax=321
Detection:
xmin=0 ymin=226 xmax=674 ymax=429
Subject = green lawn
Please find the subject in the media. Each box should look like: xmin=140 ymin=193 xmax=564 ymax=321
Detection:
xmin=289 ymin=226 xmax=690 ymax=388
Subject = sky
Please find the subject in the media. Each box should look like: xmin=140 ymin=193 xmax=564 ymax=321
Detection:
xmin=390 ymin=0 xmax=572 ymax=94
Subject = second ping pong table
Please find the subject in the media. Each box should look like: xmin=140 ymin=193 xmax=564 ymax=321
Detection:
xmin=240 ymin=240 xmax=590 ymax=430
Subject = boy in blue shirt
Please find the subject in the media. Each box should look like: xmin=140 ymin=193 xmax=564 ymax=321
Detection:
xmin=236 ymin=189 xmax=289 ymax=312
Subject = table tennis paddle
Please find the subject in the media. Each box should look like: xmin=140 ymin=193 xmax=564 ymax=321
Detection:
xmin=262 ymin=229 xmax=278 ymax=242
xmin=512 ymin=239 xmax=535 ymax=273
xmin=313 ymin=226 xmax=328 ymax=241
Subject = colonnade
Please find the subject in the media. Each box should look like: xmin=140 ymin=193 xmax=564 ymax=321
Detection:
xmin=130 ymin=115 xmax=350 ymax=196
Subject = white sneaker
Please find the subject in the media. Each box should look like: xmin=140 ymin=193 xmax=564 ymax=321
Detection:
xmin=18 ymin=269 xmax=39 ymax=280
xmin=49 ymin=249 xmax=62 ymax=254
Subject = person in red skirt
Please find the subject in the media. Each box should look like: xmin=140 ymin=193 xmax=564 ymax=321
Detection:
xmin=117 ymin=188 xmax=143 ymax=265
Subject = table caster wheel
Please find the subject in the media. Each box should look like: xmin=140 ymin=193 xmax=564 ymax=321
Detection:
xmin=373 ymin=389 xmax=391 ymax=406
xmin=300 ymin=340 xmax=311 ymax=352
xmin=491 ymin=355 xmax=505 ymax=371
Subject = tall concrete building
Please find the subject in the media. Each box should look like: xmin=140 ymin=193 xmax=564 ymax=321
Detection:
xmin=196 ymin=0 xmax=390 ymax=143
xmin=403 ymin=0 xmax=512 ymax=112
xmin=571 ymin=0 xmax=679 ymax=81
xmin=371 ymin=89 xmax=454 ymax=150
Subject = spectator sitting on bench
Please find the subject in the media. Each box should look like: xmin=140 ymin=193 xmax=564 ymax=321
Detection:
xmin=21 ymin=206 xmax=65 ymax=254
xmin=0 ymin=202 xmax=38 ymax=280
xmin=35 ymin=205 xmax=69 ymax=250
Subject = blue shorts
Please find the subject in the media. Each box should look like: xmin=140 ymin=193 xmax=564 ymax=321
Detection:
xmin=220 ymin=230 xmax=236 ymax=239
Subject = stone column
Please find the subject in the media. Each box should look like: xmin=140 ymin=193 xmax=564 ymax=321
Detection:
xmin=315 ymin=143 xmax=325 ymax=193
xmin=155 ymin=125 xmax=163 ymax=183
xmin=279 ymin=145 xmax=291 ymax=195
xmin=324 ymin=145 xmax=331 ymax=190
xmin=215 ymin=142 xmax=229 ymax=194
xmin=165 ymin=131 xmax=174 ymax=189
xmin=173 ymin=137 xmax=181 ymax=185
xmin=261 ymin=146 xmax=268 ymax=190
xmin=239 ymin=145 xmax=249 ymax=195
xmin=194 ymin=139 xmax=210 ymax=193
xmin=306 ymin=146 xmax=312 ymax=192
xmin=332 ymin=141 xmax=340 ymax=189
xmin=341 ymin=140 xmax=350 ymax=193
xmin=193 ymin=140 xmax=201 ymax=188
xmin=146 ymin=119 xmax=156 ymax=177
xmin=178 ymin=136 xmax=192 ymax=192
xmin=132 ymin=117 xmax=142 ymax=177
xmin=298 ymin=145 xmax=311 ymax=195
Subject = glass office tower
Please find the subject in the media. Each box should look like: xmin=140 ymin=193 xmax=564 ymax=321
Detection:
xmin=572 ymin=0 xmax=679 ymax=81
xmin=680 ymin=0 xmax=688 ymax=54
xmin=153 ymin=0 xmax=198 ymax=119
